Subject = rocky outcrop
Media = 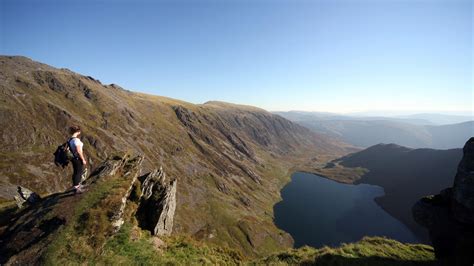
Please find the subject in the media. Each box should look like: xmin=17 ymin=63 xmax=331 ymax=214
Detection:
xmin=13 ymin=186 xmax=40 ymax=208
xmin=452 ymin=137 xmax=474 ymax=224
xmin=136 ymin=167 xmax=177 ymax=236
xmin=110 ymin=155 xmax=144 ymax=232
xmin=0 ymin=155 xmax=178 ymax=264
xmin=412 ymin=137 xmax=474 ymax=265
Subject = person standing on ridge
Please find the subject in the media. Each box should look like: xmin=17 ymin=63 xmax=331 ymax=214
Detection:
xmin=69 ymin=125 xmax=87 ymax=193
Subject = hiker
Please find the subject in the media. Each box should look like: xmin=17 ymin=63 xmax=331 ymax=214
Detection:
xmin=69 ymin=125 xmax=87 ymax=193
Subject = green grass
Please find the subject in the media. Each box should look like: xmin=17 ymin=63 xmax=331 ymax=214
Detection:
xmin=98 ymin=223 xmax=243 ymax=265
xmin=96 ymin=224 xmax=436 ymax=266
xmin=42 ymin=177 xmax=123 ymax=264
xmin=43 ymin=157 xmax=142 ymax=265
xmin=257 ymin=237 xmax=435 ymax=266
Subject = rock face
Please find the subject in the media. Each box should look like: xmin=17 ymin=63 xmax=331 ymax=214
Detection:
xmin=412 ymin=137 xmax=474 ymax=265
xmin=136 ymin=167 xmax=177 ymax=236
xmin=110 ymin=155 xmax=144 ymax=232
xmin=452 ymin=137 xmax=474 ymax=224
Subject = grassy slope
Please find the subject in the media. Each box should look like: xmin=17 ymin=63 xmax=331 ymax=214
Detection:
xmin=99 ymin=225 xmax=436 ymax=265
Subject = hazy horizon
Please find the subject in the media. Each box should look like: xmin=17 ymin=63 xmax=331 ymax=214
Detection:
xmin=272 ymin=109 xmax=473 ymax=117
xmin=1 ymin=0 xmax=472 ymax=114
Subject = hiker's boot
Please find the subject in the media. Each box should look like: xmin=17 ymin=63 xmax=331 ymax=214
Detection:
xmin=74 ymin=185 xmax=84 ymax=194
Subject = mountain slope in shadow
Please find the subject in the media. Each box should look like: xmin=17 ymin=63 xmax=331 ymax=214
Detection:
xmin=318 ymin=143 xmax=463 ymax=242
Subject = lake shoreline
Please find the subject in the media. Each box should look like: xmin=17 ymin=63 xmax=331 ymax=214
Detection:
xmin=274 ymin=172 xmax=420 ymax=248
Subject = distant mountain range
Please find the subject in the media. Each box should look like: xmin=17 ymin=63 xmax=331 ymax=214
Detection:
xmin=314 ymin=143 xmax=463 ymax=242
xmin=395 ymin=113 xmax=473 ymax=125
xmin=275 ymin=111 xmax=473 ymax=149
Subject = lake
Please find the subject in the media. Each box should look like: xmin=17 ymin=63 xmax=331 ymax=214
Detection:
xmin=274 ymin=172 xmax=419 ymax=248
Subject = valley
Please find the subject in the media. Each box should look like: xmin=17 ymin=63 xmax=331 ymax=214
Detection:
xmin=0 ymin=56 xmax=469 ymax=265
xmin=2 ymin=0 xmax=471 ymax=263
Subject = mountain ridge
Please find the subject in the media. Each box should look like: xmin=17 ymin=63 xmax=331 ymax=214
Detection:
xmin=0 ymin=55 xmax=351 ymax=255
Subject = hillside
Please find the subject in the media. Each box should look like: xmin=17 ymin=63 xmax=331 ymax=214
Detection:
xmin=312 ymin=143 xmax=463 ymax=242
xmin=0 ymin=55 xmax=351 ymax=256
xmin=276 ymin=111 xmax=473 ymax=149
xmin=0 ymin=155 xmax=435 ymax=265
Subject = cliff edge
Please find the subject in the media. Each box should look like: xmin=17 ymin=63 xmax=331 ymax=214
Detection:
xmin=413 ymin=137 xmax=474 ymax=265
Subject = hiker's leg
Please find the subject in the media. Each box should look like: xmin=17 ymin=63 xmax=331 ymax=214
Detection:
xmin=72 ymin=159 xmax=78 ymax=186
xmin=72 ymin=159 xmax=83 ymax=186
xmin=80 ymin=167 xmax=88 ymax=184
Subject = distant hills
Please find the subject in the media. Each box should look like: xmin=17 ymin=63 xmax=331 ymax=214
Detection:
xmin=314 ymin=142 xmax=463 ymax=242
xmin=275 ymin=111 xmax=473 ymax=149
xmin=395 ymin=113 xmax=474 ymax=125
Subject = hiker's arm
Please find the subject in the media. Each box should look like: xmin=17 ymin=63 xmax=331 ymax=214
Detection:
xmin=77 ymin=145 xmax=87 ymax=165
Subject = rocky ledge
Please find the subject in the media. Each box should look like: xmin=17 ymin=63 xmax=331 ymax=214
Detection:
xmin=0 ymin=154 xmax=177 ymax=265
xmin=412 ymin=137 xmax=474 ymax=265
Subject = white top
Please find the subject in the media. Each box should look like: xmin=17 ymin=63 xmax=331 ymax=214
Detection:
xmin=69 ymin=137 xmax=83 ymax=157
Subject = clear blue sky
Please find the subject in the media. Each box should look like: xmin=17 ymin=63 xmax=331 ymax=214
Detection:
xmin=1 ymin=0 xmax=472 ymax=114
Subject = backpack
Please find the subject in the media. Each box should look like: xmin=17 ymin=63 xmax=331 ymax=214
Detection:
xmin=54 ymin=138 xmax=75 ymax=168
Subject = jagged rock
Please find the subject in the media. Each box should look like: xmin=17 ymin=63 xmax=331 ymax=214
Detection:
xmin=412 ymin=138 xmax=474 ymax=265
xmin=111 ymin=155 xmax=144 ymax=232
xmin=78 ymin=80 xmax=95 ymax=100
xmin=452 ymin=138 xmax=474 ymax=224
xmin=136 ymin=167 xmax=177 ymax=236
xmin=173 ymin=106 xmax=204 ymax=138
xmin=13 ymin=186 xmax=40 ymax=208
xmin=33 ymin=70 xmax=65 ymax=92
xmin=88 ymin=155 xmax=128 ymax=181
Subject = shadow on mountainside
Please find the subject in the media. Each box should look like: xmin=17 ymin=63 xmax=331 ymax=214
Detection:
xmin=333 ymin=144 xmax=462 ymax=243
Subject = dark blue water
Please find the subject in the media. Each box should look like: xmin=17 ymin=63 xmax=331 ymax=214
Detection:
xmin=274 ymin=172 xmax=418 ymax=248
